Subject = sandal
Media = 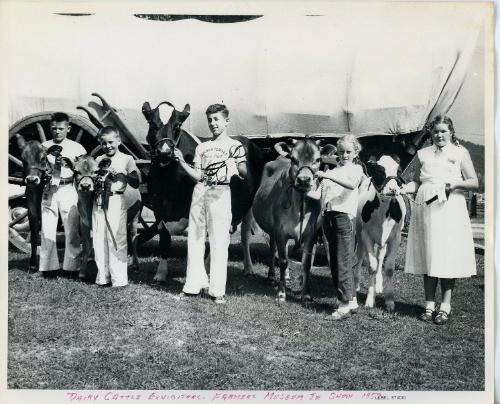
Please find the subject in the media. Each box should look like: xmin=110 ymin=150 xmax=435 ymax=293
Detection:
xmin=433 ymin=310 xmax=449 ymax=325
xmin=418 ymin=308 xmax=435 ymax=322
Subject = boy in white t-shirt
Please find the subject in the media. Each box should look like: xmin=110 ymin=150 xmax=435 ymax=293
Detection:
xmin=174 ymin=104 xmax=246 ymax=304
xmin=40 ymin=112 xmax=86 ymax=278
xmin=92 ymin=126 xmax=141 ymax=287
xmin=309 ymin=135 xmax=364 ymax=320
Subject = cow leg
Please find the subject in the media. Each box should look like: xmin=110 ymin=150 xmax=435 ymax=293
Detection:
xmin=276 ymin=237 xmax=288 ymax=302
xmin=27 ymin=210 xmax=39 ymax=273
xmin=365 ymin=243 xmax=379 ymax=308
xmin=127 ymin=202 xmax=142 ymax=272
xmin=77 ymin=197 xmax=93 ymax=279
xmin=268 ymin=234 xmax=277 ymax=281
xmin=382 ymin=239 xmax=399 ymax=313
xmin=79 ymin=224 xmax=92 ymax=279
xmin=375 ymin=244 xmax=387 ymax=295
xmin=353 ymin=240 xmax=365 ymax=293
xmin=154 ymin=221 xmax=171 ymax=282
xmin=26 ymin=189 xmax=42 ymax=273
xmin=300 ymin=236 xmax=315 ymax=302
xmin=241 ymin=211 xmax=254 ymax=276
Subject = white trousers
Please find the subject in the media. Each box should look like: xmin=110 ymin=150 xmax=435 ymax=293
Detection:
xmin=92 ymin=195 xmax=128 ymax=287
xmin=183 ymin=183 xmax=232 ymax=298
xmin=40 ymin=183 xmax=81 ymax=272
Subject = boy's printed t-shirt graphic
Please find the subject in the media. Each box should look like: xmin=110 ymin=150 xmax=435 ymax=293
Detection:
xmin=194 ymin=137 xmax=246 ymax=183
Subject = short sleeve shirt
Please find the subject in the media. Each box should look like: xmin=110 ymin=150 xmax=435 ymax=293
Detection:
xmin=321 ymin=163 xmax=364 ymax=218
xmin=96 ymin=151 xmax=140 ymax=178
xmin=42 ymin=138 xmax=86 ymax=179
xmin=193 ymin=134 xmax=245 ymax=183
xmin=96 ymin=151 xmax=141 ymax=207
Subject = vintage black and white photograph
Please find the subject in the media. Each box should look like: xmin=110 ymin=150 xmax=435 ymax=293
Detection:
xmin=2 ymin=1 xmax=494 ymax=403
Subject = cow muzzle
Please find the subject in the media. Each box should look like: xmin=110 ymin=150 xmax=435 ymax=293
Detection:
xmin=293 ymin=166 xmax=315 ymax=192
xmin=295 ymin=175 xmax=313 ymax=190
xmin=381 ymin=178 xmax=402 ymax=197
xmin=153 ymin=138 xmax=175 ymax=166
xmin=25 ymin=175 xmax=42 ymax=185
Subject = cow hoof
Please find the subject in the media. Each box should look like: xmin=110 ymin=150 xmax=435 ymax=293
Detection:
xmin=385 ymin=302 xmax=395 ymax=314
xmin=153 ymin=274 xmax=167 ymax=283
xmin=154 ymin=259 xmax=169 ymax=282
xmin=29 ymin=265 xmax=38 ymax=273
xmin=365 ymin=301 xmax=375 ymax=309
xmin=276 ymin=292 xmax=286 ymax=303
xmin=301 ymin=294 xmax=313 ymax=303
xmin=243 ymin=266 xmax=255 ymax=277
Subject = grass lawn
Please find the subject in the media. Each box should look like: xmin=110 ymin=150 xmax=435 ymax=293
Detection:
xmin=8 ymin=233 xmax=485 ymax=391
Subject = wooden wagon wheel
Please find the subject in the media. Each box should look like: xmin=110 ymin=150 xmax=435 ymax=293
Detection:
xmin=8 ymin=112 xmax=99 ymax=253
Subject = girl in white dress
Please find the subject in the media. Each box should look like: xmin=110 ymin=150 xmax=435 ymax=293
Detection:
xmin=401 ymin=115 xmax=478 ymax=325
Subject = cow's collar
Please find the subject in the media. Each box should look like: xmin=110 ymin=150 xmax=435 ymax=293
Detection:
xmin=288 ymin=165 xmax=316 ymax=192
xmin=151 ymin=134 xmax=183 ymax=167
xmin=368 ymin=175 xmax=403 ymax=195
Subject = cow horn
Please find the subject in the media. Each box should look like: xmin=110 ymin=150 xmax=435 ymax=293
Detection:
xmin=15 ymin=134 xmax=27 ymax=150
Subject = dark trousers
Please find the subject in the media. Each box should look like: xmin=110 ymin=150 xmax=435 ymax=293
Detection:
xmin=323 ymin=211 xmax=356 ymax=303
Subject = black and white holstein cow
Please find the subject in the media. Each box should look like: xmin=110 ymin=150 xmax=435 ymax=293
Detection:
xmin=252 ymin=139 xmax=336 ymax=302
xmin=354 ymin=155 xmax=406 ymax=313
xmin=141 ymin=101 xmax=265 ymax=281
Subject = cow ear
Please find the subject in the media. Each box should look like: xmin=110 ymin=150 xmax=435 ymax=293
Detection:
xmin=320 ymin=144 xmax=337 ymax=156
xmin=183 ymin=104 xmax=190 ymax=115
xmin=16 ymin=134 xmax=27 ymax=150
xmin=274 ymin=142 xmax=291 ymax=157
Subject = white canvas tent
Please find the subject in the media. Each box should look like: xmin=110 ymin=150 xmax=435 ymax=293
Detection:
xmin=3 ymin=3 xmax=485 ymax=143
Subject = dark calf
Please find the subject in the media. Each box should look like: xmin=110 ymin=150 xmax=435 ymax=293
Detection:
xmin=15 ymin=136 xmax=50 ymax=272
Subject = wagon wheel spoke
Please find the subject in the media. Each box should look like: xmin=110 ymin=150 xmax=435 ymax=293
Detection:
xmin=8 ymin=228 xmax=32 ymax=254
xmin=90 ymin=145 xmax=102 ymax=157
xmin=36 ymin=122 xmax=47 ymax=142
xmin=9 ymin=153 xmax=23 ymax=168
xmin=75 ymin=129 xmax=84 ymax=143
xmin=120 ymin=143 xmax=139 ymax=159
xmin=9 ymin=176 xmax=25 ymax=185
xmin=9 ymin=211 xmax=29 ymax=228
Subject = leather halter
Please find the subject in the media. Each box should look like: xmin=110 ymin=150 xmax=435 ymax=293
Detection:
xmin=368 ymin=175 xmax=403 ymax=195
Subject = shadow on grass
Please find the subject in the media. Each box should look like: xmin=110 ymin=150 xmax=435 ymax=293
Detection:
xmin=9 ymin=238 xmax=423 ymax=317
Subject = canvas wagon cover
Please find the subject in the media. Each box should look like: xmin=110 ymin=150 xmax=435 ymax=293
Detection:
xmin=3 ymin=3 xmax=484 ymax=143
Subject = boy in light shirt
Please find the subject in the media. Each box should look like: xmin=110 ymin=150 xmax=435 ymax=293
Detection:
xmin=40 ymin=112 xmax=86 ymax=278
xmin=92 ymin=126 xmax=141 ymax=287
xmin=174 ymin=104 xmax=246 ymax=304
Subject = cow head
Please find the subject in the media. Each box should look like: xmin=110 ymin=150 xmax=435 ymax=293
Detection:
xmin=365 ymin=155 xmax=403 ymax=197
xmin=16 ymin=135 xmax=52 ymax=186
xmin=275 ymin=139 xmax=336 ymax=192
xmin=142 ymin=101 xmax=190 ymax=167
xmin=73 ymin=155 xmax=99 ymax=192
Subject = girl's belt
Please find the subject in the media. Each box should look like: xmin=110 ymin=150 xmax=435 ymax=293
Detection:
xmin=58 ymin=177 xmax=74 ymax=185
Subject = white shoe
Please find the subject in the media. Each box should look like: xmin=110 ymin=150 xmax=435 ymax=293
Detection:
xmin=214 ymin=296 xmax=226 ymax=305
